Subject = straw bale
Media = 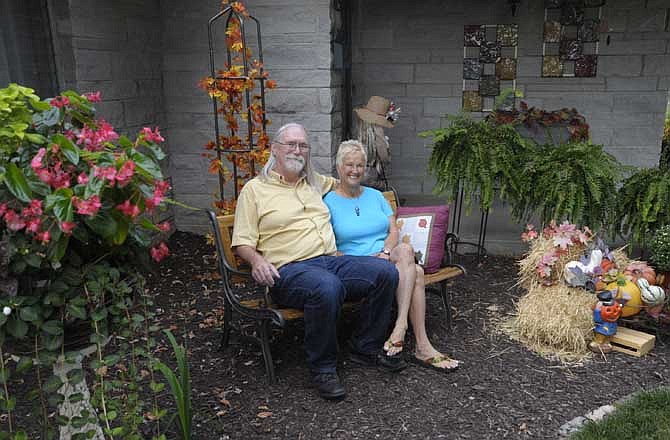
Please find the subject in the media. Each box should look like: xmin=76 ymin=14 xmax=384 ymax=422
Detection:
xmin=517 ymin=236 xmax=587 ymax=289
xmin=512 ymin=283 xmax=594 ymax=358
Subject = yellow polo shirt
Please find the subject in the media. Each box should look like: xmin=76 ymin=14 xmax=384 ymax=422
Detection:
xmin=231 ymin=170 xmax=338 ymax=269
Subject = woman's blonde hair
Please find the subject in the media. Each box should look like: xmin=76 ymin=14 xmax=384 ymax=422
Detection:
xmin=336 ymin=139 xmax=367 ymax=167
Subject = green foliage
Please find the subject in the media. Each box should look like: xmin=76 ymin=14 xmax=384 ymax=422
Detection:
xmin=611 ymin=168 xmax=670 ymax=246
xmin=648 ymin=225 xmax=670 ymax=272
xmin=422 ymin=114 xmax=534 ymax=211
xmin=155 ymin=330 xmax=192 ymax=440
xmin=570 ymin=387 xmax=670 ymax=440
xmin=512 ymin=141 xmax=624 ymax=230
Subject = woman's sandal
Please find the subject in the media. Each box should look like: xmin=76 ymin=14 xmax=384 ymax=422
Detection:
xmin=383 ymin=339 xmax=404 ymax=356
xmin=411 ymin=354 xmax=460 ymax=373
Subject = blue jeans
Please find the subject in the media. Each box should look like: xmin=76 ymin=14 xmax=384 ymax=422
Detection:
xmin=270 ymin=255 xmax=399 ymax=374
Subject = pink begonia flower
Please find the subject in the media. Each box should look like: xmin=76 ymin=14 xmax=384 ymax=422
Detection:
xmin=77 ymin=172 xmax=89 ymax=185
xmin=48 ymin=162 xmax=72 ymax=189
xmin=115 ymin=161 xmax=135 ymax=187
xmin=4 ymin=210 xmax=25 ymax=231
xmin=64 ymin=129 xmax=76 ymax=141
xmin=31 ymin=148 xmax=47 ymax=170
xmin=150 ymin=242 xmax=170 ymax=263
xmin=0 ymin=203 xmax=7 ymax=217
xmin=25 ymin=218 xmax=41 ymax=233
xmin=22 ymin=200 xmax=43 ymax=218
xmin=76 ymin=119 xmax=118 ymax=152
xmin=50 ymin=96 xmax=70 ymax=108
xmin=141 ymin=127 xmax=165 ymax=143
xmin=157 ymin=221 xmax=171 ymax=232
xmin=93 ymin=166 xmax=117 ymax=182
xmin=83 ymin=91 xmax=102 ymax=102
xmin=97 ymin=120 xmax=118 ymax=143
xmin=116 ymin=200 xmax=141 ymax=218
xmin=60 ymin=221 xmax=76 ymax=235
xmin=145 ymin=180 xmax=171 ymax=211
xmin=50 ymin=143 xmax=59 ymax=154
xmin=35 ymin=230 xmax=50 ymax=244
xmin=72 ymin=195 xmax=102 ymax=217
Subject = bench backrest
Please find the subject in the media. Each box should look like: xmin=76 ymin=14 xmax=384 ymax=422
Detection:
xmin=382 ymin=190 xmax=398 ymax=214
xmin=214 ymin=214 xmax=241 ymax=272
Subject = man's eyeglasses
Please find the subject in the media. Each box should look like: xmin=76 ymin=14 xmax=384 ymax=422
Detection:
xmin=276 ymin=141 xmax=311 ymax=152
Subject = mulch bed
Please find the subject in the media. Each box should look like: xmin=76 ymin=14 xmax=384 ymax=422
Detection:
xmin=147 ymin=232 xmax=670 ymax=439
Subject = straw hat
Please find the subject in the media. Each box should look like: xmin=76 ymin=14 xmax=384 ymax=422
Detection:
xmin=354 ymin=96 xmax=395 ymax=128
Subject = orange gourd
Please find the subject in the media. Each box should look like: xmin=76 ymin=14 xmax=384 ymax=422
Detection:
xmin=600 ymin=258 xmax=616 ymax=273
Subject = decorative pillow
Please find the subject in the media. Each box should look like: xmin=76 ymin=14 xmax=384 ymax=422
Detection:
xmin=396 ymin=205 xmax=450 ymax=274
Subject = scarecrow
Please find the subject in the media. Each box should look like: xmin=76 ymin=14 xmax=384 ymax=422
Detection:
xmin=589 ymin=289 xmax=623 ymax=354
xmin=354 ymin=96 xmax=400 ymax=190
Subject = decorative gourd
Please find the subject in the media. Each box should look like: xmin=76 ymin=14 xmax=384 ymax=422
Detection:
xmin=606 ymin=279 xmax=642 ymax=317
xmin=623 ymin=263 xmax=656 ymax=285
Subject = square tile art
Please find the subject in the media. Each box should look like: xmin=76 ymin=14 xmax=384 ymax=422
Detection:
xmin=574 ymin=55 xmax=597 ymax=77
xmin=544 ymin=21 xmax=562 ymax=43
xmin=495 ymin=58 xmax=517 ymax=80
xmin=559 ymin=39 xmax=582 ymax=60
xmin=463 ymin=58 xmax=483 ymax=80
xmin=542 ymin=56 xmax=563 ymax=77
xmin=479 ymin=75 xmax=500 ymax=96
xmin=462 ymin=91 xmax=482 ymax=112
xmin=497 ymin=24 xmax=518 ymax=47
xmin=479 ymin=41 xmax=501 ymax=63
xmin=464 ymin=25 xmax=484 ymax=47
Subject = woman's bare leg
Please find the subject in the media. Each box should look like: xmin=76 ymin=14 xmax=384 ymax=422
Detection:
xmin=409 ymin=265 xmax=459 ymax=369
xmin=385 ymin=243 xmax=415 ymax=355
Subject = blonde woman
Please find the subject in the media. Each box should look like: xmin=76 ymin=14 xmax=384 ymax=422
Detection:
xmin=324 ymin=140 xmax=459 ymax=372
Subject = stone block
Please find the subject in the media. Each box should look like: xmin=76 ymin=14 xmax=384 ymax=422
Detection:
xmin=599 ymin=39 xmax=667 ymax=55
xmin=75 ymin=49 xmax=113 ymax=80
xmin=318 ymin=88 xmax=335 ymax=113
xmin=588 ymin=127 xmax=614 ymax=146
xmin=112 ymin=52 xmax=161 ymax=80
xmin=643 ymin=55 xmax=670 ymax=75
xmin=72 ymin=37 xmax=123 ymax=51
xmin=589 ymin=111 xmax=665 ymax=127
xmin=516 ymin=57 xmax=542 ymax=77
xmin=524 ymin=78 xmax=606 ymax=93
xmin=124 ymin=99 xmax=159 ymax=127
xmin=423 ymin=97 xmax=462 ymax=117
xmin=163 ymin=71 xmax=211 ymax=98
xmin=252 ymin=5 xmax=319 ymax=35
xmin=659 ymin=76 xmax=670 ymax=90
xmin=163 ymin=52 xmax=210 ymax=72
xmin=608 ymin=146 xmax=662 ymax=167
xmin=361 ymin=64 xmax=413 ymax=83
xmin=359 ymin=29 xmax=394 ymax=49
xmin=264 ymin=44 xmax=331 ymax=69
xmin=169 ymin=155 xmax=209 ymax=193
xmin=266 ymin=89 xmax=320 ymax=113
xmin=165 ymin=129 xmax=212 ymax=154
xmin=598 ymin=55 xmax=643 ymax=76
xmin=602 ymin=10 xmax=628 ymax=32
xmin=310 ymin=131 xmax=333 ymax=158
xmin=355 ymin=48 xmax=430 ymax=64
xmin=627 ymin=9 xmax=666 ymax=32
xmin=406 ymin=83 xmax=455 ymax=98
xmin=137 ymin=79 xmax=163 ymax=98
xmin=76 ymin=80 xmax=138 ymax=100
xmin=312 ymin=156 xmax=333 ymax=175
xmin=162 ymin=19 xmax=209 ymax=51
xmin=166 ymin=112 xmax=213 ymax=132
xmin=612 ymin=126 xmax=664 ymax=147
xmin=428 ymin=49 xmax=467 ymax=64
xmin=355 ymin=82 xmax=406 ymax=99
xmin=414 ymin=64 xmax=461 ymax=83
xmin=269 ymin=69 xmax=332 ymax=88
xmin=392 ymin=27 xmax=462 ymax=50
xmin=537 ymin=93 xmax=614 ymax=114
xmin=415 ymin=117 xmax=442 ymax=132
xmin=70 ymin=14 xmax=126 ymax=40
xmin=613 ymin=92 xmax=667 ymax=113
xmin=606 ymin=77 xmax=658 ymax=91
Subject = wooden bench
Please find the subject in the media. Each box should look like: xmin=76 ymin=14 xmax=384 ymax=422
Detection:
xmin=207 ymin=190 xmax=465 ymax=383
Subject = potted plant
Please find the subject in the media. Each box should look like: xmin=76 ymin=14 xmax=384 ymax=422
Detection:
xmin=649 ymin=225 xmax=670 ymax=278
xmin=421 ymin=114 xmax=534 ymax=212
xmin=511 ymin=140 xmax=624 ymax=230
xmin=0 ymin=83 xmax=171 ymax=437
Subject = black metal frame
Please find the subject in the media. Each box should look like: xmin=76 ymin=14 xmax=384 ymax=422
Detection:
xmin=208 ymin=5 xmax=268 ymax=201
xmin=449 ymin=183 xmax=489 ymax=262
xmin=207 ymin=210 xmax=285 ymax=383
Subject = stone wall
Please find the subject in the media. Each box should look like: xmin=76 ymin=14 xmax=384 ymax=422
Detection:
xmin=161 ymin=0 xmax=337 ymax=232
xmin=352 ymin=0 xmax=670 ymax=253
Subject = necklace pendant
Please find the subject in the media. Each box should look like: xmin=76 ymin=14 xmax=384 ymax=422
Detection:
xmin=355 ymin=206 xmax=360 ymax=216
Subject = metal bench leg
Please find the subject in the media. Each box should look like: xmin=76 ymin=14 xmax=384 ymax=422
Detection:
xmin=439 ymin=281 xmax=453 ymax=333
xmin=258 ymin=319 xmax=277 ymax=384
xmin=219 ymin=301 xmax=232 ymax=351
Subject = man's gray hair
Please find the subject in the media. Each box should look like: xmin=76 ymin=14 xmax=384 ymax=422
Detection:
xmin=261 ymin=123 xmax=317 ymax=188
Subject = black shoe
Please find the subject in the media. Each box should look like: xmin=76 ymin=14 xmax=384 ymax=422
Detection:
xmin=349 ymin=349 xmax=408 ymax=373
xmin=309 ymin=373 xmax=346 ymax=400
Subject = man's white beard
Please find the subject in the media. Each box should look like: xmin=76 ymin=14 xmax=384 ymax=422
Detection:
xmin=285 ymin=155 xmax=305 ymax=174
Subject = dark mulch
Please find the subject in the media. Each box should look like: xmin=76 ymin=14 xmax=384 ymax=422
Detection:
xmin=146 ymin=232 xmax=670 ymax=439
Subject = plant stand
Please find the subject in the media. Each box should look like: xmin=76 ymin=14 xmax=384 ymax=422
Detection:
xmin=449 ymin=183 xmax=489 ymax=262
xmin=54 ymin=344 xmax=104 ymax=439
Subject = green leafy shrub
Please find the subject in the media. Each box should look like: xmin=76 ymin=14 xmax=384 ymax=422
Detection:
xmin=422 ymin=114 xmax=534 ymax=212
xmin=648 ymin=225 xmax=670 ymax=273
xmin=512 ymin=141 xmax=624 ymax=230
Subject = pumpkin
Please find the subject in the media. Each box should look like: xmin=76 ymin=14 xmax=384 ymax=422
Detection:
xmin=606 ymin=279 xmax=643 ymax=317
xmin=600 ymin=303 xmax=623 ymax=322
xmin=623 ymin=263 xmax=656 ymax=285
xmin=600 ymin=258 xmax=616 ymax=273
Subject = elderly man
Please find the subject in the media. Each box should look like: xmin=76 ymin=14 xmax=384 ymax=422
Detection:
xmin=232 ymin=123 xmax=405 ymax=400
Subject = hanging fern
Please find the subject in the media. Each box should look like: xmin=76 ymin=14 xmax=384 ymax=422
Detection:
xmin=511 ymin=141 xmax=624 ymax=230
xmin=422 ymin=115 xmax=533 ymax=212
xmin=611 ymin=168 xmax=670 ymax=246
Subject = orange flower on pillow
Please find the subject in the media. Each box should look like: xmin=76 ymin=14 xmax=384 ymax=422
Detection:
xmin=418 ymin=218 xmax=428 ymax=228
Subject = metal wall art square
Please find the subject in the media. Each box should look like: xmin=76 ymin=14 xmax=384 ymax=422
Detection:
xmin=495 ymin=58 xmax=517 ymax=80
xmin=479 ymin=41 xmax=501 ymax=63
xmin=464 ymin=25 xmax=484 ymax=47
xmin=463 ymin=58 xmax=483 ymax=80
xmin=497 ymin=24 xmax=518 ymax=47
xmin=479 ymin=75 xmax=500 ymax=96
xmin=462 ymin=91 xmax=482 ymax=112
xmin=542 ymin=56 xmax=563 ymax=77
xmin=544 ymin=21 xmax=562 ymax=42
xmin=559 ymin=39 xmax=583 ymax=60
xmin=574 ymin=55 xmax=597 ymax=77
xmin=578 ymin=18 xmax=600 ymax=42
